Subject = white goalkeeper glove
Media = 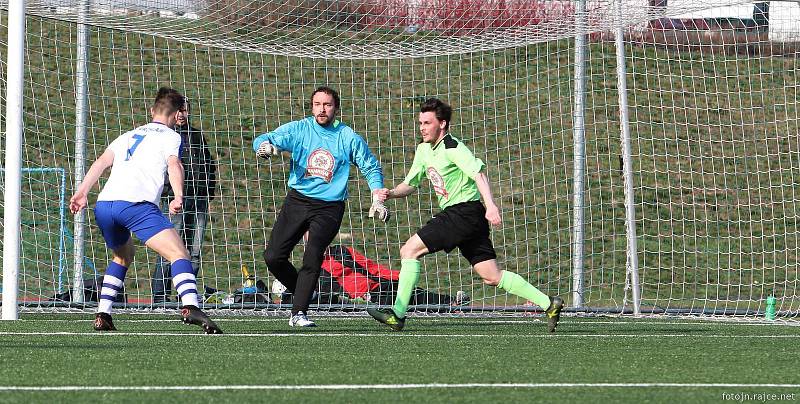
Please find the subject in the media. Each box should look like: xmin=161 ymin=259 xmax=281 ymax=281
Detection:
xmin=368 ymin=194 xmax=390 ymax=223
xmin=256 ymin=141 xmax=279 ymax=159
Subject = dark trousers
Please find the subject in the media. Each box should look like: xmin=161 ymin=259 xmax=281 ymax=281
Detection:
xmin=263 ymin=189 xmax=344 ymax=315
xmin=152 ymin=196 xmax=209 ymax=303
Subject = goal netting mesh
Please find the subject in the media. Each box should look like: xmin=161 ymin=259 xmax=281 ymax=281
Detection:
xmin=1 ymin=0 xmax=799 ymax=320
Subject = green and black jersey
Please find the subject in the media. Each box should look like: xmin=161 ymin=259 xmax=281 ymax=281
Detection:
xmin=402 ymin=134 xmax=485 ymax=210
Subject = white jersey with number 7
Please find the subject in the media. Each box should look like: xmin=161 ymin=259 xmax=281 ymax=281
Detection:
xmin=97 ymin=122 xmax=181 ymax=206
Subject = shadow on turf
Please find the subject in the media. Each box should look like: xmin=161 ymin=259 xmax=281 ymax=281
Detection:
xmin=348 ymin=321 xmax=715 ymax=335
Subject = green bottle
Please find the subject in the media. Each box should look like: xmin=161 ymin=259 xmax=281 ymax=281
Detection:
xmin=765 ymin=295 xmax=777 ymax=321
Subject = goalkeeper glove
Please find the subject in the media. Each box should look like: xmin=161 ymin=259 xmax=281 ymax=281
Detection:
xmin=256 ymin=141 xmax=279 ymax=159
xmin=368 ymin=194 xmax=390 ymax=222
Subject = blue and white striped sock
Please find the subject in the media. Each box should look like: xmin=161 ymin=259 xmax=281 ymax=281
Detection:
xmin=98 ymin=262 xmax=128 ymax=314
xmin=171 ymin=258 xmax=199 ymax=307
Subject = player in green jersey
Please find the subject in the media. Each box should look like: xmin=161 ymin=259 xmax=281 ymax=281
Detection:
xmin=368 ymin=98 xmax=564 ymax=332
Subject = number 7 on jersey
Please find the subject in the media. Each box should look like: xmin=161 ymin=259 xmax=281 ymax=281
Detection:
xmin=126 ymin=134 xmax=146 ymax=161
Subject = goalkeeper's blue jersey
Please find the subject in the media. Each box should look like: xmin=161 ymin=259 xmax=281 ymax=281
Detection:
xmin=253 ymin=117 xmax=384 ymax=202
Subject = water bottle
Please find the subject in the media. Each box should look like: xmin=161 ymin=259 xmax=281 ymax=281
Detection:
xmin=765 ymin=295 xmax=777 ymax=321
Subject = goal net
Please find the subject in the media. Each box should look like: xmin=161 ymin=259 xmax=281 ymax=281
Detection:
xmin=0 ymin=168 xmax=68 ymax=303
xmin=1 ymin=0 xmax=799 ymax=320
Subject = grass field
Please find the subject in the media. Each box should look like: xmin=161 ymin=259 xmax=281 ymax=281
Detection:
xmin=2 ymin=10 xmax=800 ymax=404
xmin=0 ymin=313 xmax=798 ymax=403
xmin=3 ymin=13 xmax=800 ymax=313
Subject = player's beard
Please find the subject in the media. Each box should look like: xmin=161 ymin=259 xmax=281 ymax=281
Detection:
xmin=315 ymin=114 xmax=333 ymax=126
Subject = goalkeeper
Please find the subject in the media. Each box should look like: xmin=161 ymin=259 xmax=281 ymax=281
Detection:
xmin=367 ymin=98 xmax=564 ymax=332
xmin=253 ymin=86 xmax=389 ymax=327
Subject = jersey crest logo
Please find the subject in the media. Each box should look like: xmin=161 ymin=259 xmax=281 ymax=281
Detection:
xmin=426 ymin=167 xmax=448 ymax=198
xmin=306 ymin=148 xmax=335 ymax=182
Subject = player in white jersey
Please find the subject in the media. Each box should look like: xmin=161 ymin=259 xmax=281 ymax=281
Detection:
xmin=69 ymin=87 xmax=222 ymax=334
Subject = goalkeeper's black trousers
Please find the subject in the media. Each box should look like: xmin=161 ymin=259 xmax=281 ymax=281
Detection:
xmin=263 ymin=189 xmax=345 ymax=315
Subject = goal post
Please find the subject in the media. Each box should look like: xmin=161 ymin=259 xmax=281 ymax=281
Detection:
xmin=2 ymin=0 xmax=26 ymax=321
xmin=1 ymin=0 xmax=799 ymax=321
xmin=71 ymin=0 xmax=91 ymax=305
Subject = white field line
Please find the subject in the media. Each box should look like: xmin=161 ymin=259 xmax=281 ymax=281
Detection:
xmin=8 ymin=318 xmax=794 ymax=327
xmin=0 ymin=383 xmax=799 ymax=392
xmin=0 ymin=331 xmax=798 ymax=338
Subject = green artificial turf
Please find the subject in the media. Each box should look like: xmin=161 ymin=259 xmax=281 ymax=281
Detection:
xmin=0 ymin=314 xmax=797 ymax=403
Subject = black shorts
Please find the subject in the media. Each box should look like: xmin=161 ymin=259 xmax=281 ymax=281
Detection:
xmin=417 ymin=201 xmax=497 ymax=266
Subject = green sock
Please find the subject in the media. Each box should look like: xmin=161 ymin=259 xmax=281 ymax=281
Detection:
xmin=498 ymin=270 xmax=551 ymax=310
xmin=392 ymin=259 xmax=421 ymax=318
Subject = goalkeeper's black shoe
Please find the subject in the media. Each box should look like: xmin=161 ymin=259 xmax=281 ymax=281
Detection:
xmin=367 ymin=307 xmax=405 ymax=331
xmin=545 ymin=296 xmax=564 ymax=333
xmin=94 ymin=312 xmax=117 ymax=331
xmin=181 ymin=305 xmax=223 ymax=334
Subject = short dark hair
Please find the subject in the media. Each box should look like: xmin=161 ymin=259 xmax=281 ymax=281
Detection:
xmin=152 ymin=87 xmax=185 ymax=116
xmin=311 ymin=86 xmax=340 ymax=109
xmin=420 ymin=98 xmax=452 ymax=130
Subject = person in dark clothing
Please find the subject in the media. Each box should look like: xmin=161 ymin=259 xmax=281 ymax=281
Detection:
xmin=152 ymin=98 xmax=218 ymax=304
